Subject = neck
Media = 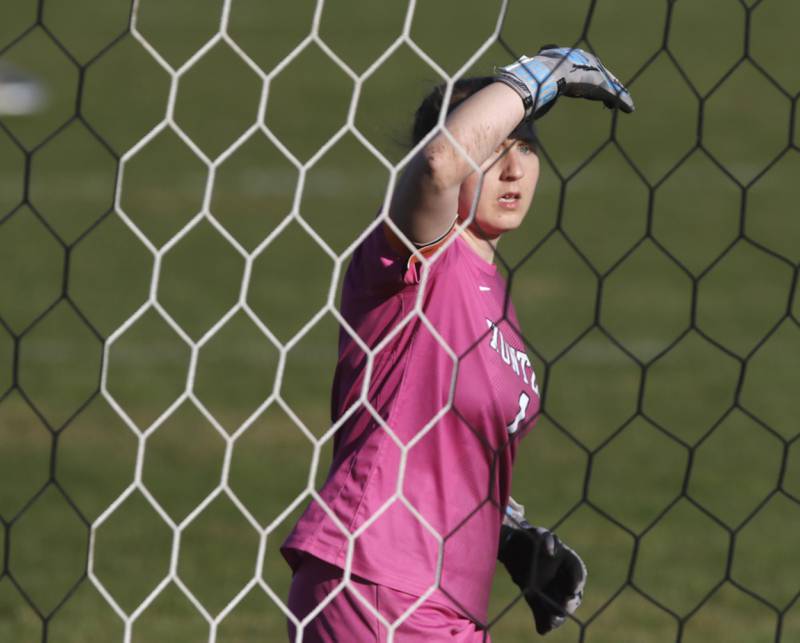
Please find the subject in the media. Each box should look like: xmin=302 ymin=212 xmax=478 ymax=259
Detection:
xmin=461 ymin=225 xmax=498 ymax=264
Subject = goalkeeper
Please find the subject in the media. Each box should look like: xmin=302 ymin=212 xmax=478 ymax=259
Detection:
xmin=282 ymin=47 xmax=633 ymax=641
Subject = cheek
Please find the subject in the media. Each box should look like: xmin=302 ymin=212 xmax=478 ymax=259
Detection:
xmin=525 ymin=158 xmax=541 ymax=199
xmin=529 ymin=154 xmax=541 ymax=182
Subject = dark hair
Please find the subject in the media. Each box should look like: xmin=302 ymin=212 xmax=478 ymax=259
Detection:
xmin=411 ymin=76 xmax=537 ymax=148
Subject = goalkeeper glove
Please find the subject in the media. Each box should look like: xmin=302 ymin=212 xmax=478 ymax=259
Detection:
xmin=496 ymin=45 xmax=634 ymax=119
xmin=498 ymin=503 xmax=587 ymax=635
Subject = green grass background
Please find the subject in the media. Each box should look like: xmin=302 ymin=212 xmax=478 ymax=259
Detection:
xmin=1 ymin=0 xmax=800 ymax=641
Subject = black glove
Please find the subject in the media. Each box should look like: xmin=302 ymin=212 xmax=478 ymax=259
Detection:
xmin=498 ymin=522 xmax=587 ymax=635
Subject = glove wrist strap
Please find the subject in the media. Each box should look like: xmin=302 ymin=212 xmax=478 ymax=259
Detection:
xmin=494 ymin=73 xmax=533 ymax=119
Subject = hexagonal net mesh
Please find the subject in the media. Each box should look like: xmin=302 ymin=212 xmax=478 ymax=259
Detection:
xmin=1 ymin=0 xmax=799 ymax=641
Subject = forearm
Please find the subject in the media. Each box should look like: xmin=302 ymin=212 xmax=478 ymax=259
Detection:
xmin=389 ymin=81 xmax=524 ymax=245
xmin=423 ymin=81 xmax=526 ymax=188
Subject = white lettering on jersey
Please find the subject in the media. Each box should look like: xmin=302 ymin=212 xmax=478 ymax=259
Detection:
xmin=485 ymin=319 xmax=539 ymax=394
xmin=516 ymin=352 xmax=531 ymax=385
xmin=500 ymin=334 xmax=512 ymax=365
xmin=488 ymin=320 xmax=500 ymax=350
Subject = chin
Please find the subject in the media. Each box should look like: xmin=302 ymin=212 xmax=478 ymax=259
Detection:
xmin=467 ymin=203 xmax=530 ymax=237
xmin=471 ymin=218 xmax=523 ymax=240
xmin=493 ymin=210 xmax=528 ymax=233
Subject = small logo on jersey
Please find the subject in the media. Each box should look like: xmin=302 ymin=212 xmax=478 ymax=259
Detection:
xmin=486 ymin=319 xmax=539 ymax=394
xmin=479 ymin=285 xmax=491 ymax=292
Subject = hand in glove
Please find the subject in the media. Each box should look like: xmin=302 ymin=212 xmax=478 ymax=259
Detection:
xmin=498 ymin=515 xmax=587 ymax=635
xmin=496 ymin=45 xmax=634 ymax=119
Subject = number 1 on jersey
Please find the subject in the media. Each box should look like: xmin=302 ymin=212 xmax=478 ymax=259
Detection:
xmin=507 ymin=391 xmax=531 ymax=435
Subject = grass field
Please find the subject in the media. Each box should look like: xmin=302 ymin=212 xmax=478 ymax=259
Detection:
xmin=2 ymin=0 xmax=800 ymax=641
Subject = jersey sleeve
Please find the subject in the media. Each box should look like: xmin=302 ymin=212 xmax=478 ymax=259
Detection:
xmin=345 ymin=217 xmax=457 ymax=297
xmin=381 ymin=218 xmax=458 ymax=285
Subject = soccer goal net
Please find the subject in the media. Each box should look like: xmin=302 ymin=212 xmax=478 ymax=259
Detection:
xmin=0 ymin=0 xmax=798 ymax=641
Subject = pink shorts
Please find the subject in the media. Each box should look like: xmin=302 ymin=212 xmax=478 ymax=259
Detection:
xmin=286 ymin=554 xmax=491 ymax=642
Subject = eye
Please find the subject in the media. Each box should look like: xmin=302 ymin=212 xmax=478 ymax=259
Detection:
xmin=516 ymin=141 xmax=533 ymax=155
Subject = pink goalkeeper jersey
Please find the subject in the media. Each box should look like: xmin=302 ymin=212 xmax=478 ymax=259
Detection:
xmin=281 ymin=222 xmax=540 ymax=623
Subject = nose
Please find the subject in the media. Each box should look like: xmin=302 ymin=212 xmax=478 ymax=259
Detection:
xmin=499 ymin=148 xmax=524 ymax=181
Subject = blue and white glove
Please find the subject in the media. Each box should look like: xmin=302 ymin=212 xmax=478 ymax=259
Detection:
xmin=496 ymin=45 xmax=634 ymax=119
xmin=498 ymin=499 xmax=587 ymax=635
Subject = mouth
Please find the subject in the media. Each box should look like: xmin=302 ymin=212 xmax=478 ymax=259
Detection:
xmin=497 ymin=191 xmax=521 ymax=208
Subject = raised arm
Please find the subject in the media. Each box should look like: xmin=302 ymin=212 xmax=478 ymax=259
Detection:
xmin=388 ymin=46 xmax=634 ymax=248
xmin=388 ymin=82 xmax=525 ymax=246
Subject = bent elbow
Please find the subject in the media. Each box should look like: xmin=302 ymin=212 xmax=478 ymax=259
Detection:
xmin=421 ymin=140 xmax=462 ymax=194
